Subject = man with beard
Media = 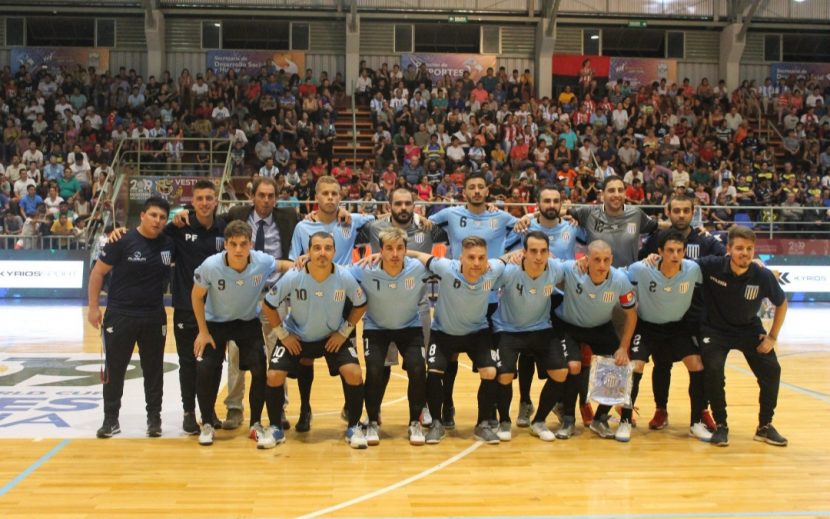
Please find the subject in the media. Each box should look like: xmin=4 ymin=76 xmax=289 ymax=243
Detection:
xmin=263 ymin=232 xmax=369 ymax=449
xmin=504 ymin=186 xmax=584 ymax=427
xmin=639 ymin=194 xmax=724 ymax=431
xmin=359 ymin=187 xmax=447 ymax=429
xmin=350 ymin=228 xmax=429 ymax=445
xmin=428 ymin=174 xmax=518 ymax=429
xmin=289 ymin=176 xmax=375 ymax=432
xmin=697 ymin=227 xmax=788 ymax=447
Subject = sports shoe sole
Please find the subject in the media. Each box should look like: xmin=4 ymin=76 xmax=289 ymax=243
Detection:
xmin=96 ymin=426 xmax=121 ymax=439
xmin=474 ymin=434 xmax=500 ymax=445
xmin=753 ymin=434 xmax=787 ymax=446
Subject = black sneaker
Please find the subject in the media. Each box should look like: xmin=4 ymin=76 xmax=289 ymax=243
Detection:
xmin=711 ymin=424 xmax=729 ymax=447
xmin=96 ymin=418 xmax=121 ymax=439
xmin=754 ymin=423 xmax=788 ymax=446
xmin=182 ymin=412 xmax=199 ymax=435
xmin=295 ymin=408 xmax=312 ymax=433
xmin=281 ymin=411 xmax=291 ymax=431
xmin=442 ymin=405 xmax=456 ymax=430
xmin=211 ymin=415 xmax=223 ymax=429
xmin=147 ymin=415 xmax=162 ymax=438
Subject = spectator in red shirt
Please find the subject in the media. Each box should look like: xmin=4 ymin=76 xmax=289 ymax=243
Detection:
xmin=625 ymin=177 xmax=645 ymax=204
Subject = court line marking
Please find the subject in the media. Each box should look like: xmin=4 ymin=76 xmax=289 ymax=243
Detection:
xmin=727 ymin=364 xmax=830 ymax=404
xmin=346 ymin=513 xmax=830 ymax=519
xmin=294 ymin=441 xmax=484 ymax=519
xmin=0 ymin=438 xmax=70 ymax=498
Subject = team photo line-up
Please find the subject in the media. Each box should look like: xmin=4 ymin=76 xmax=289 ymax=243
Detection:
xmin=87 ymin=172 xmax=788 ymax=450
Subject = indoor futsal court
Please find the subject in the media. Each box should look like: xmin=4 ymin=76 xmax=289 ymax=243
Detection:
xmin=0 ymin=300 xmax=828 ymax=518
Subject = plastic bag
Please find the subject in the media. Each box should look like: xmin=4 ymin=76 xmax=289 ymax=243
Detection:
xmin=588 ymin=355 xmax=633 ymax=406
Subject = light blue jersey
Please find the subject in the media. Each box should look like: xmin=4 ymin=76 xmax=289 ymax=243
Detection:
xmin=289 ymin=213 xmax=375 ymax=266
xmin=429 ymin=206 xmax=517 ymax=260
xmin=555 ymin=261 xmax=637 ymax=328
xmin=505 ymin=219 xmax=585 ymax=260
xmin=492 ymin=259 xmax=565 ymax=333
xmin=194 ymin=250 xmax=276 ymax=322
xmin=627 ymin=259 xmax=702 ymax=324
xmin=265 ymin=265 xmax=367 ymax=342
xmin=428 ymin=257 xmax=506 ymax=336
xmin=350 ymin=257 xmax=428 ymax=331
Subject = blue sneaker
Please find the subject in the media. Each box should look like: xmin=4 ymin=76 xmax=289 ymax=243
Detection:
xmin=272 ymin=425 xmax=286 ymax=445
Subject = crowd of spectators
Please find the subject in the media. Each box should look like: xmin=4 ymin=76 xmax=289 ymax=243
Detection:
xmin=1 ymin=58 xmax=829 ymax=248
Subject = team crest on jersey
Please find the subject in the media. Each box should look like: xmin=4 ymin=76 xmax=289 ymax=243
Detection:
xmin=602 ymin=291 xmax=615 ymax=303
xmin=236 ymin=279 xmax=245 ymax=286
xmin=561 ymin=231 xmax=570 ymax=242
xmin=160 ymin=251 xmax=172 ymax=265
xmin=252 ymin=274 xmax=263 ymax=287
xmin=405 ymin=277 xmax=415 ymax=290
xmin=340 ymin=226 xmax=352 ymax=239
xmin=333 ymin=289 xmax=346 ymax=301
xmin=685 ymin=243 xmax=700 ymax=259
xmin=215 ymin=237 xmax=224 ymax=251
xmin=626 ymin=223 xmax=637 ymax=234
xmin=679 ymin=281 xmax=689 ymax=294
xmin=489 ymin=218 xmax=498 ymax=230
xmin=544 ymin=284 xmax=554 ymax=296
xmin=745 ymin=285 xmax=759 ymax=300
xmin=482 ymin=279 xmax=493 ymax=291
xmin=414 ymin=232 xmax=425 ymax=244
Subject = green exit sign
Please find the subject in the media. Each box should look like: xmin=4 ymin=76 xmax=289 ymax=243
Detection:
xmin=628 ymin=20 xmax=648 ymax=28
xmin=448 ymin=16 xmax=468 ymax=23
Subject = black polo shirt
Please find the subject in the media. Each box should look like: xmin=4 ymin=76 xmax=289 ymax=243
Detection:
xmin=640 ymin=227 xmax=726 ymax=260
xmin=697 ymin=256 xmax=785 ymax=338
xmin=99 ymin=228 xmax=174 ymax=317
xmin=164 ymin=216 xmax=227 ymax=311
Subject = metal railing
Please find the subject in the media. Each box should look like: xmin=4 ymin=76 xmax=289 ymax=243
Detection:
xmin=116 ymin=136 xmax=233 ymax=178
xmin=0 ymin=234 xmax=86 ymax=250
xmin=210 ymin=199 xmax=829 ymax=238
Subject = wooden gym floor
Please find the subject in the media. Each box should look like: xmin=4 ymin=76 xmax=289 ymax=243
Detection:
xmin=0 ymin=301 xmax=828 ymax=519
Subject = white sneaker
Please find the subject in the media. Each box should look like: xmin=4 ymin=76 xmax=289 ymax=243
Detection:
xmin=198 ymin=423 xmax=214 ymax=446
xmin=690 ymin=421 xmax=713 ymax=442
xmin=420 ymin=406 xmax=432 ymax=426
xmin=365 ymin=421 xmax=380 ymax=446
xmin=256 ymin=424 xmax=277 ymax=449
xmin=530 ymin=421 xmax=556 ymax=442
xmin=496 ymin=421 xmax=512 ymax=442
xmin=346 ymin=425 xmax=368 ymax=449
xmin=615 ymin=420 xmax=632 ymax=443
xmin=409 ymin=421 xmax=426 ymax=446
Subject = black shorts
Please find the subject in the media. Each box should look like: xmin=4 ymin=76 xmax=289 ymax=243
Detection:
xmin=631 ymin=320 xmax=701 ymax=364
xmin=205 ymin=319 xmax=266 ymax=371
xmin=268 ymin=338 xmax=360 ymax=376
xmin=363 ymin=327 xmax=425 ymax=372
xmin=428 ymin=329 xmax=496 ymax=373
xmin=553 ymin=315 xmax=619 ymax=357
xmin=495 ymin=330 xmax=570 ymax=375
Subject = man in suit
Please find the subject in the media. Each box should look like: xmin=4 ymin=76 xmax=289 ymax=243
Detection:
xmin=175 ymin=176 xmax=298 ymax=430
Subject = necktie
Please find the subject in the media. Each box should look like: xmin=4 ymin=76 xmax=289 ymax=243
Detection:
xmin=255 ymin=220 xmax=266 ymax=252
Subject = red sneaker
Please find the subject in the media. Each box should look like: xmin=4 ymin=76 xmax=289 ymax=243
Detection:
xmin=648 ymin=408 xmax=669 ymax=430
xmin=580 ymin=403 xmax=594 ymax=426
xmin=701 ymin=409 xmax=716 ymax=431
